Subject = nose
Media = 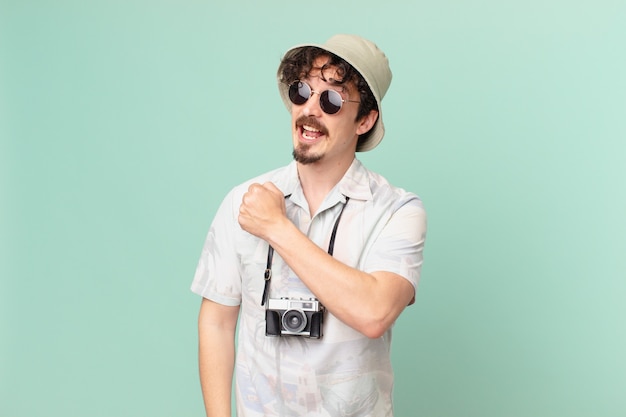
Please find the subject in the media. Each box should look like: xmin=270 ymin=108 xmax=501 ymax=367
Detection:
xmin=301 ymin=91 xmax=323 ymax=117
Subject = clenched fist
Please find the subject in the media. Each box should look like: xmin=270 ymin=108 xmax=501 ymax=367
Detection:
xmin=238 ymin=182 xmax=287 ymax=240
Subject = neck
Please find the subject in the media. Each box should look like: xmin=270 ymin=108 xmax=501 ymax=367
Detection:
xmin=297 ymin=157 xmax=354 ymax=216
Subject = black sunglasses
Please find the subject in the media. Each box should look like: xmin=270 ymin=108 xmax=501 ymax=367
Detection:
xmin=288 ymin=81 xmax=360 ymax=115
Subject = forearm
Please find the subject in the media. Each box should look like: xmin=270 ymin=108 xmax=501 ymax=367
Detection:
xmin=267 ymin=218 xmax=413 ymax=338
xmin=198 ymin=300 xmax=239 ymax=417
xmin=199 ymin=334 xmax=234 ymax=416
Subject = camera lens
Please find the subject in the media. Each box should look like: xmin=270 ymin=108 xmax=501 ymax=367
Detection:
xmin=282 ymin=309 xmax=307 ymax=333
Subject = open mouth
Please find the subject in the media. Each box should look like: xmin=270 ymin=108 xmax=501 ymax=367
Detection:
xmin=301 ymin=124 xmax=325 ymax=141
xmin=296 ymin=116 xmax=328 ymax=143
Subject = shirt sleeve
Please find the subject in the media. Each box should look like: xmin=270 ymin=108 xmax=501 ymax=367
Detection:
xmin=190 ymin=190 xmax=242 ymax=306
xmin=362 ymin=197 xmax=427 ymax=292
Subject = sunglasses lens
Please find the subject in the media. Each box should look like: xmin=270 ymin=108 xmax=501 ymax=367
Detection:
xmin=288 ymin=82 xmax=346 ymax=115
xmin=288 ymin=82 xmax=310 ymax=105
xmin=320 ymin=90 xmax=342 ymax=115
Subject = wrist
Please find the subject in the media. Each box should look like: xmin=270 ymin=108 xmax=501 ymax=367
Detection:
xmin=265 ymin=216 xmax=296 ymax=249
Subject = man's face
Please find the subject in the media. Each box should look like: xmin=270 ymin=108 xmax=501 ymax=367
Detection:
xmin=290 ymin=56 xmax=375 ymax=166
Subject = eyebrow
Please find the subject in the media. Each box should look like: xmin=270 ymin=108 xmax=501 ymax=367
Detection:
xmin=308 ymin=72 xmax=351 ymax=97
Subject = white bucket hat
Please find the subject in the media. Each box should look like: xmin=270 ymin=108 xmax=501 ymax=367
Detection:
xmin=277 ymin=34 xmax=392 ymax=152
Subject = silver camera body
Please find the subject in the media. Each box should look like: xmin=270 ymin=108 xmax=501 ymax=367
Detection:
xmin=265 ymin=297 xmax=325 ymax=338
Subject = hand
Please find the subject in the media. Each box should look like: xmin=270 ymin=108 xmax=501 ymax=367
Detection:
xmin=238 ymin=182 xmax=286 ymax=240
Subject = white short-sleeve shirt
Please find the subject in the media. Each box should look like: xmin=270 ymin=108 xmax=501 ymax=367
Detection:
xmin=192 ymin=158 xmax=427 ymax=417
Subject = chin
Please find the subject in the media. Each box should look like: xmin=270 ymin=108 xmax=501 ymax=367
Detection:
xmin=292 ymin=146 xmax=323 ymax=165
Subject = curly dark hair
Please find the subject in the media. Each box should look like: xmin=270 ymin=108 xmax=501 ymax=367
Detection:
xmin=278 ymin=47 xmax=378 ymax=141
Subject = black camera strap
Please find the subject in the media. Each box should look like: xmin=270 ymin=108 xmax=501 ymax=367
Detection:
xmin=261 ymin=196 xmax=350 ymax=306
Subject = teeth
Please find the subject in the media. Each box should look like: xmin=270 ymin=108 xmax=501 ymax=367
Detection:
xmin=303 ymin=125 xmax=320 ymax=132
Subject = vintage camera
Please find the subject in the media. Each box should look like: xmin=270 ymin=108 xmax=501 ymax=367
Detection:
xmin=265 ymin=297 xmax=325 ymax=338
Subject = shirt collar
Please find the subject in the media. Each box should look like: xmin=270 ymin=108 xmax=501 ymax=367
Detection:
xmin=336 ymin=158 xmax=373 ymax=201
xmin=273 ymin=159 xmax=373 ymax=205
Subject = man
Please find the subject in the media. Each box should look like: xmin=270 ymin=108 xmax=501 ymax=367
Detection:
xmin=192 ymin=34 xmax=427 ymax=417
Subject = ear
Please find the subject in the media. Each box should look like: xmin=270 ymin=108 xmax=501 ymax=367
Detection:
xmin=356 ymin=110 xmax=379 ymax=136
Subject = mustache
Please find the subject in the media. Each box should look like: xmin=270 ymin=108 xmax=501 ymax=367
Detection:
xmin=295 ymin=116 xmax=328 ymax=135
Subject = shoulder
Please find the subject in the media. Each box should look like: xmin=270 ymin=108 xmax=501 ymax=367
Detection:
xmin=223 ymin=163 xmax=296 ymax=204
xmin=357 ymin=161 xmax=425 ymax=213
xmin=231 ymin=162 xmax=295 ymax=195
xmin=210 ymin=163 xmax=295 ymax=234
